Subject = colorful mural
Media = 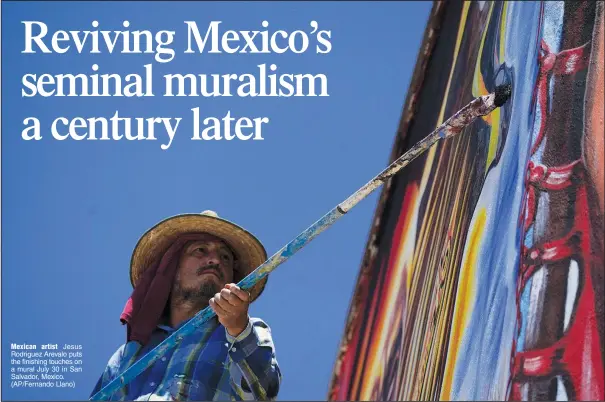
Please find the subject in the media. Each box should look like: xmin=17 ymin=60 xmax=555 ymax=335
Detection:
xmin=328 ymin=1 xmax=604 ymax=401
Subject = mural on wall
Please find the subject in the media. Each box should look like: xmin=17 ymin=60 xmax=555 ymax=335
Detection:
xmin=328 ymin=1 xmax=604 ymax=401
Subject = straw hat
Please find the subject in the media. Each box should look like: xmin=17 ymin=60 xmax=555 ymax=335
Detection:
xmin=129 ymin=210 xmax=268 ymax=302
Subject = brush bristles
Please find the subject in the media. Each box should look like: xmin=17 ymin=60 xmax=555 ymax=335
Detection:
xmin=494 ymin=84 xmax=512 ymax=107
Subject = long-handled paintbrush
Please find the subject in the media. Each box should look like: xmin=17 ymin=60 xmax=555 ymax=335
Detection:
xmin=90 ymin=84 xmax=511 ymax=401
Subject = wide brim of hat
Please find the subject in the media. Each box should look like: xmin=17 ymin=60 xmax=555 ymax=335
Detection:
xmin=130 ymin=213 xmax=268 ymax=302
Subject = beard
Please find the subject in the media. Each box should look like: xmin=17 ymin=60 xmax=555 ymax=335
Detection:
xmin=171 ymin=278 xmax=219 ymax=308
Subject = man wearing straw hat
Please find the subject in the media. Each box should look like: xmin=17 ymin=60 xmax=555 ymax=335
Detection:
xmin=90 ymin=210 xmax=281 ymax=401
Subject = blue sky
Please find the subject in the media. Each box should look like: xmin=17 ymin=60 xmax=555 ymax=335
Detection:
xmin=2 ymin=2 xmax=431 ymax=400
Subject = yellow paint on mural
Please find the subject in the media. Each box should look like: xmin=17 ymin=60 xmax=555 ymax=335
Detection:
xmin=500 ymin=2 xmax=508 ymax=61
xmin=485 ymin=107 xmax=501 ymax=175
xmin=440 ymin=208 xmax=487 ymax=400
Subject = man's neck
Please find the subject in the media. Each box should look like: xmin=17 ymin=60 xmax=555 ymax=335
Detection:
xmin=169 ymin=298 xmax=208 ymax=328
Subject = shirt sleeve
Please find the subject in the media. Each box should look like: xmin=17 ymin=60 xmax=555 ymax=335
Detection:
xmin=89 ymin=344 xmax=125 ymax=400
xmin=225 ymin=317 xmax=282 ymax=400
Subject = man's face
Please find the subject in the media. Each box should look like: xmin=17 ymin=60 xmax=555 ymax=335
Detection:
xmin=172 ymin=234 xmax=236 ymax=303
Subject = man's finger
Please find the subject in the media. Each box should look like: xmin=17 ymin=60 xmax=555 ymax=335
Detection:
xmin=220 ymin=288 xmax=242 ymax=307
xmin=210 ymin=297 xmax=228 ymax=316
xmin=215 ymin=292 xmax=238 ymax=314
xmin=225 ymin=284 xmax=250 ymax=303
xmin=213 ymin=293 xmax=232 ymax=313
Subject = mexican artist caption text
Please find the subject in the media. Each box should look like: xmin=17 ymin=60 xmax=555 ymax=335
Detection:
xmin=9 ymin=343 xmax=83 ymax=389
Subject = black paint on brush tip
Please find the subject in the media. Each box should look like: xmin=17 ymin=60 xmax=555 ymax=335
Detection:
xmin=494 ymin=84 xmax=512 ymax=107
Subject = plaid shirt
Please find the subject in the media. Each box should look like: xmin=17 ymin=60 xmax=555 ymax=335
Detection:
xmin=90 ymin=317 xmax=281 ymax=401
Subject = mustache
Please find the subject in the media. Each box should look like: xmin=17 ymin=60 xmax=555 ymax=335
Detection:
xmin=196 ymin=264 xmax=224 ymax=280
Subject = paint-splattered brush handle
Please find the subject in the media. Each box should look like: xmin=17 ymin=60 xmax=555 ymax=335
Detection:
xmin=90 ymin=84 xmax=511 ymax=401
